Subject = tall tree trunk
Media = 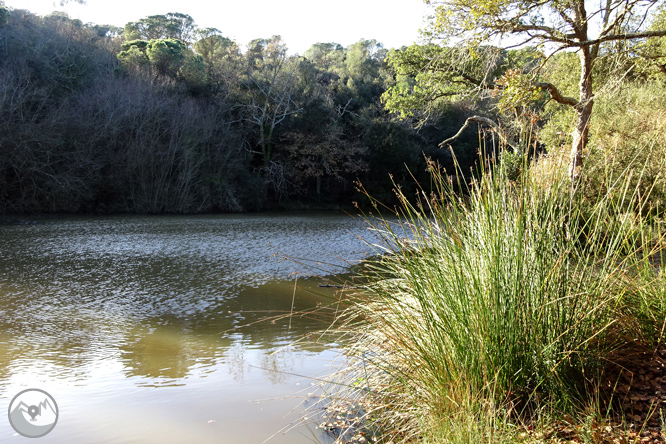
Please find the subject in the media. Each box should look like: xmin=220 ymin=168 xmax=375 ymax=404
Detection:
xmin=569 ymin=47 xmax=594 ymax=181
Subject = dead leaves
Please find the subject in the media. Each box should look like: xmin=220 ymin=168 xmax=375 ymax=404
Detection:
xmin=600 ymin=343 xmax=666 ymax=443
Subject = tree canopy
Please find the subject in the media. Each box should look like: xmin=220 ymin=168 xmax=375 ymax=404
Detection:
xmin=124 ymin=13 xmax=197 ymax=43
xmin=391 ymin=0 xmax=666 ymax=179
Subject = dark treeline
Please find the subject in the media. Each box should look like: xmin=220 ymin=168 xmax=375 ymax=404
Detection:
xmin=0 ymin=7 xmax=479 ymax=214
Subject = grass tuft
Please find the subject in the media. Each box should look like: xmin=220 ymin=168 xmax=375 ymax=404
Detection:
xmin=323 ymin=153 xmax=666 ymax=443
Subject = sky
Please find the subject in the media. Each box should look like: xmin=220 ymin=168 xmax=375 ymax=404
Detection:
xmin=4 ymin=0 xmax=431 ymax=54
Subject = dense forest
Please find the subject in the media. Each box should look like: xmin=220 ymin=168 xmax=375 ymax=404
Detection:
xmin=0 ymin=6 xmax=479 ymax=214
xmin=1 ymin=4 xmax=665 ymax=214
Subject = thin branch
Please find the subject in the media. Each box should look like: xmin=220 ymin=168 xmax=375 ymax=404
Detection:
xmin=580 ymin=29 xmax=666 ymax=46
xmin=439 ymin=116 xmax=515 ymax=149
xmin=509 ymin=23 xmax=572 ymax=42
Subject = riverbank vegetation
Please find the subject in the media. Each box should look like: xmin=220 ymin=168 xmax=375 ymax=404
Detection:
xmin=325 ymin=154 xmax=666 ymax=443
xmin=315 ymin=0 xmax=666 ymax=442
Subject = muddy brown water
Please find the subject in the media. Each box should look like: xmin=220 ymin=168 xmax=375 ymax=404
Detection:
xmin=0 ymin=213 xmax=374 ymax=443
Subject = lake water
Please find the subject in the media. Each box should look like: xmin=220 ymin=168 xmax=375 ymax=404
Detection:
xmin=0 ymin=213 xmax=373 ymax=443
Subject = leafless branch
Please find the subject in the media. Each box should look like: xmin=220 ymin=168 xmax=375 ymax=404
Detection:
xmin=439 ymin=116 xmax=515 ymax=149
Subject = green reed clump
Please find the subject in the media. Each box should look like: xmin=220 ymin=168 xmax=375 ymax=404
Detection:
xmin=330 ymin=157 xmax=665 ymax=442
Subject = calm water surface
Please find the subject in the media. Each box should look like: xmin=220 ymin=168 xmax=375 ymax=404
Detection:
xmin=0 ymin=213 xmax=373 ymax=443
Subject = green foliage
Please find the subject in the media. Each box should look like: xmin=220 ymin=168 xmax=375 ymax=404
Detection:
xmin=0 ymin=9 xmax=254 ymax=213
xmin=42 ymin=11 xmax=83 ymax=28
xmin=538 ymin=52 xmax=580 ymax=145
xmin=304 ymin=42 xmax=344 ymax=71
xmin=0 ymin=6 xmax=8 ymax=27
xmin=580 ymin=81 xmax=666 ymax=216
xmin=245 ymin=35 xmax=288 ymax=72
xmin=539 ymin=53 xmax=666 ymax=215
xmin=634 ymin=4 xmax=666 ymax=80
xmin=493 ymin=69 xmax=547 ymax=115
xmin=407 ymin=0 xmax=666 ymax=181
xmin=146 ymin=38 xmax=187 ymax=75
xmin=499 ymin=149 xmax=524 ymax=181
xmin=89 ymin=24 xmax=122 ymax=38
xmin=359 ymin=119 xmax=422 ymax=188
xmin=344 ymin=39 xmax=386 ymax=84
xmin=118 ymin=37 xmax=206 ymax=92
xmin=382 ymin=44 xmax=525 ymax=124
xmin=117 ymin=40 xmax=150 ymax=68
xmin=124 ymin=12 xmax=196 ymax=42
xmin=120 ymin=39 xmax=149 ymax=52
xmin=332 ymin=156 xmax=664 ymax=442
xmin=194 ymin=28 xmax=236 ymax=64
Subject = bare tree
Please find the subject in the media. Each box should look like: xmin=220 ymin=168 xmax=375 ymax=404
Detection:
xmin=239 ymin=36 xmax=303 ymax=168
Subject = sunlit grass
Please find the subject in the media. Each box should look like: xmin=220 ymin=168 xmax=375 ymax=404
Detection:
xmin=322 ymin=153 xmax=666 ymax=443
